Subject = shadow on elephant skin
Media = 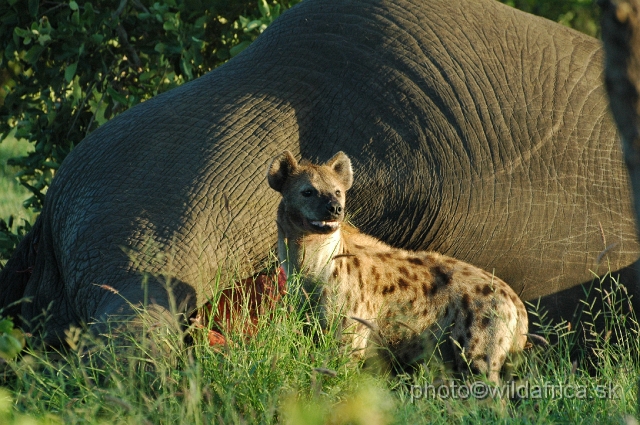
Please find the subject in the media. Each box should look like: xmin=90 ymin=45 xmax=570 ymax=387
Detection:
xmin=530 ymin=260 xmax=640 ymax=368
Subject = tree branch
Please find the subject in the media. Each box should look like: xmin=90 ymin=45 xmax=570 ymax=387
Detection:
xmin=111 ymin=0 xmax=142 ymax=70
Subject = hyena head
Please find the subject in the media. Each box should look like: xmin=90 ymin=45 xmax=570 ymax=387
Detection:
xmin=267 ymin=150 xmax=353 ymax=235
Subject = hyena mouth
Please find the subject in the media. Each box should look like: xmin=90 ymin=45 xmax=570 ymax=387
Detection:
xmin=311 ymin=221 xmax=338 ymax=229
xmin=303 ymin=218 xmax=340 ymax=233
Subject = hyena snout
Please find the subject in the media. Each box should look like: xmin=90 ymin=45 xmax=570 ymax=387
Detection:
xmin=325 ymin=200 xmax=343 ymax=217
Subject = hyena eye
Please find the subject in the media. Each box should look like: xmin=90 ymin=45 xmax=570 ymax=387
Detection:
xmin=335 ymin=190 xmax=341 ymax=196
xmin=301 ymin=189 xmax=314 ymax=197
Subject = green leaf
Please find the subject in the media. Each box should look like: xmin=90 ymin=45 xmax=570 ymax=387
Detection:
xmin=83 ymin=2 xmax=95 ymax=22
xmin=69 ymin=1 xmax=79 ymax=11
xmin=0 ymin=319 xmax=14 ymax=334
xmin=38 ymin=16 xmax=52 ymax=33
xmin=13 ymin=27 xmax=32 ymax=38
xmin=229 ymin=40 xmax=251 ymax=57
xmin=215 ymin=49 xmax=229 ymax=60
xmin=195 ymin=16 xmax=207 ymax=28
xmin=245 ymin=20 xmax=262 ymax=32
xmin=257 ymin=0 xmax=270 ymax=18
xmin=43 ymin=161 xmax=60 ymax=169
xmin=0 ymin=319 xmax=24 ymax=361
xmin=238 ymin=15 xmax=250 ymax=28
xmin=23 ymin=44 xmax=45 ymax=64
xmin=65 ymin=62 xmax=78 ymax=83
xmin=139 ymin=71 xmax=154 ymax=82
xmin=107 ymin=86 xmax=128 ymax=105
xmin=180 ymin=57 xmax=193 ymax=80
xmin=91 ymin=101 xmax=107 ymax=126
xmin=72 ymin=79 xmax=82 ymax=98
xmin=272 ymin=4 xmax=281 ymax=19
xmin=37 ymin=34 xmax=51 ymax=45
xmin=28 ymin=0 xmax=38 ymax=17
xmin=0 ymin=334 xmax=24 ymax=360
xmin=90 ymin=34 xmax=104 ymax=44
xmin=10 ymin=329 xmax=25 ymax=347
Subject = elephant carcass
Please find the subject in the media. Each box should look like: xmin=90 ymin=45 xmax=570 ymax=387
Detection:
xmin=1 ymin=0 xmax=638 ymax=345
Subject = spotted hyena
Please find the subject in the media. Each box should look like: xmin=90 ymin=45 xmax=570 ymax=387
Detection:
xmin=267 ymin=150 xmax=528 ymax=383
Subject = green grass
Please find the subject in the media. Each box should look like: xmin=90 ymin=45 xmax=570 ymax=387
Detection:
xmin=0 ymin=132 xmax=36 ymax=229
xmin=0 ymin=270 xmax=639 ymax=424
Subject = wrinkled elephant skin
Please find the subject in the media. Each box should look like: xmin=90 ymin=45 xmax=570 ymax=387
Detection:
xmin=1 ymin=0 xmax=638 ymax=346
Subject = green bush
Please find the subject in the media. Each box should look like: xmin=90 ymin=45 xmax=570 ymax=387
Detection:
xmin=500 ymin=0 xmax=600 ymax=37
xmin=0 ymin=0 xmax=300 ymax=260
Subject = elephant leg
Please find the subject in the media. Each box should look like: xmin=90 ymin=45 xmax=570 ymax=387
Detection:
xmin=18 ymin=225 xmax=80 ymax=347
xmin=16 ymin=225 xmax=197 ymax=348
xmin=0 ymin=216 xmax=41 ymax=324
xmin=89 ymin=274 xmax=197 ymax=344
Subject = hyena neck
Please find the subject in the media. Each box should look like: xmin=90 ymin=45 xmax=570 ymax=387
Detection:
xmin=276 ymin=206 xmax=344 ymax=281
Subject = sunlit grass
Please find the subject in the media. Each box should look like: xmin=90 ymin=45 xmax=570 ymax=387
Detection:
xmin=0 ymin=268 xmax=638 ymax=424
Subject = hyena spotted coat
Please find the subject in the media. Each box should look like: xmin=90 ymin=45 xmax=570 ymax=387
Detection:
xmin=267 ymin=151 xmax=528 ymax=383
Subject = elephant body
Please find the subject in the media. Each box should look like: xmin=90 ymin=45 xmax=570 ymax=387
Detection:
xmin=1 ymin=0 xmax=638 ymax=344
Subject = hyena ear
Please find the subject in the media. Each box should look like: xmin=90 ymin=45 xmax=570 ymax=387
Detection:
xmin=326 ymin=151 xmax=353 ymax=190
xmin=267 ymin=150 xmax=299 ymax=192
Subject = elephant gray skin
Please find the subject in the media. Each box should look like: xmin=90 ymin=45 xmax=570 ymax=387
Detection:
xmin=1 ymin=0 xmax=638 ymax=348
